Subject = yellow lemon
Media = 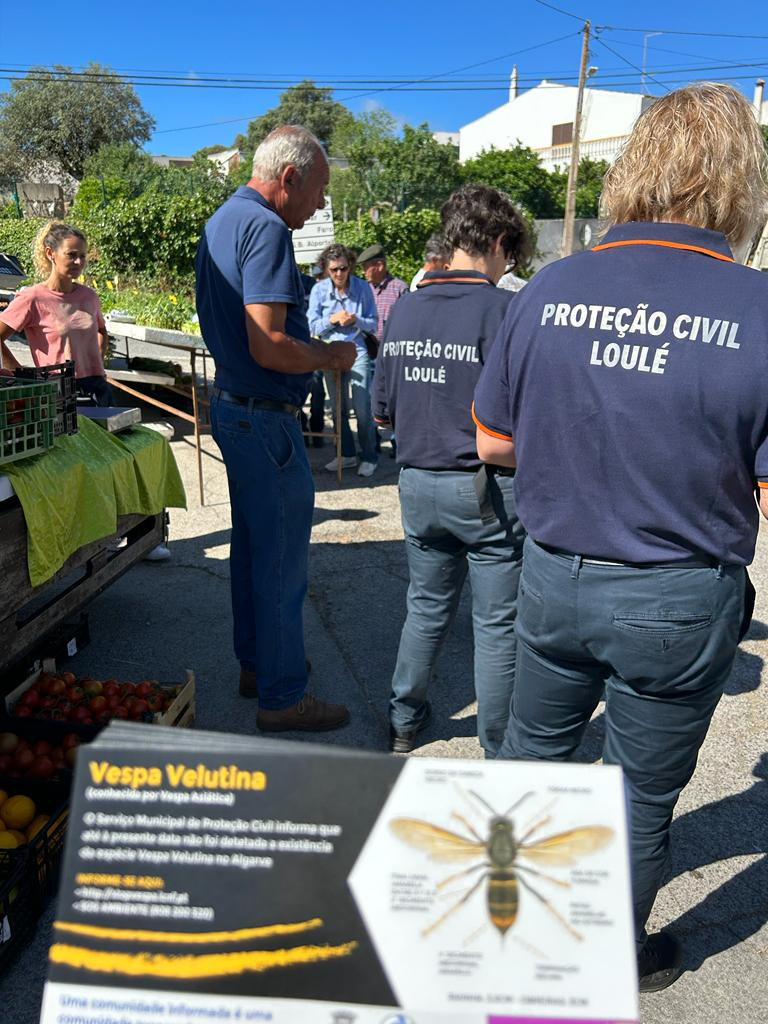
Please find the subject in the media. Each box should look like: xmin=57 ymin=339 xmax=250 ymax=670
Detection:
xmin=0 ymin=831 xmax=19 ymax=848
xmin=2 ymin=795 xmax=36 ymax=831
xmin=26 ymin=814 xmax=50 ymax=841
xmin=8 ymin=829 xmax=26 ymax=845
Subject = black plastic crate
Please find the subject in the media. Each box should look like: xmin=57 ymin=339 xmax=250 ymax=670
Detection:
xmin=40 ymin=614 xmax=90 ymax=664
xmin=0 ymin=859 xmax=35 ymax=971
xmin=0 ymin=787 xmax=68 ymax=972
xmin=0 ymin=778 xmax=68 ymax=970
xmin=15 ymin=361 xmax=78 ymax=437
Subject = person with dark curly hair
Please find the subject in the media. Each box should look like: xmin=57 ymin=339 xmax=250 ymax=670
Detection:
xmin=373 ymin=184 xmax=531 ymax=757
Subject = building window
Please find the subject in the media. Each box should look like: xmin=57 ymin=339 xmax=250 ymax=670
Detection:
xmin=552 ymin=122 xmax=574 ymax=146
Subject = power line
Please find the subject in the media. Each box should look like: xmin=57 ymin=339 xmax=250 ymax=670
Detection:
xmin=596 ymin=25 xmax=768 ymax=40
xmin=531 ymin=0 xmax=586 ymax=22
xmin=4 ymin=55 xmax=765 ymax=92
xmin=592 ymin=36 xmax=670 ymax=93
xmin=341 ymin=30 xmax=580 ymax=101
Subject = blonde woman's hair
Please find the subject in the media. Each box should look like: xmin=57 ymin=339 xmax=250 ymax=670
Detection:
xmin=601 ymin=83 xmax=768 ymax=247
xmin=33 ymin=221 xmax=87 ymax=278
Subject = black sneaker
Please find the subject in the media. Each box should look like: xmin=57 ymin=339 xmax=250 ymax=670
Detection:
xmin=389 ymin=702 xmax=432 ymax=754
xmin=638 ymin=932 xmax=683 ymax=993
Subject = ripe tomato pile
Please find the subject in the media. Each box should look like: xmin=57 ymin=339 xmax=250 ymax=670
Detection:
xmin=0 ymin=730 xmax=80 ymax=781
xmin=12 ymin=671 xmax=173 ymax=727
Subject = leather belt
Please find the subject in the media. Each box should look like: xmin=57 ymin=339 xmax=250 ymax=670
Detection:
xmin=401 ymin=464 xmax=515 ymax=476
xmin=535 ymin=540 xmax=719 ymax=570
xmin=213 ymin=388 xmax=300 ymax=416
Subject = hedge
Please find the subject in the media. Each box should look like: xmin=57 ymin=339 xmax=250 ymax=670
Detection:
xmin=0 ymin=218 xmax=45 ymax=277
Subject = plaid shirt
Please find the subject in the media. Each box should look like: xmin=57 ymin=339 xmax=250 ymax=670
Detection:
xmin=370 ymin=273 xmax=408 ymax=339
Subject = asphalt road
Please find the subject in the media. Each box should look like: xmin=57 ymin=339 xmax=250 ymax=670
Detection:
xmin=0 ymin=409 xmax=766 ymax=1023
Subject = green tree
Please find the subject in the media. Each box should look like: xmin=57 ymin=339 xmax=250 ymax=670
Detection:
xmin=334 ymin=121 xmax=463 ymax=216
xmin=193 ymin=144 xmax=228 ymax=159
xmin=233 ymin=81 xmax=354 ymax=164
xmin=336 ymin=207 xmax=442 ymax=282
xmin=71 ymin=176 xmax=134 ymax=222
xmin=549 ymin=157 xmax=609 ymax=218
xmin=0 ymin=64 xmax=154 ymax=180
xmin=461 ymin=144 xmax=562 ymax=219
xmin=83 ymin=142 xmax=161 ymax=197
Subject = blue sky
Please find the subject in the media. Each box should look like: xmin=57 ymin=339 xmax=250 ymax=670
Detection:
xmin=5 ymin=0 xmax=768 ymax=154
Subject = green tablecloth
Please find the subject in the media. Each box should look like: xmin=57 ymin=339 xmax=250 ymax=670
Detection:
xmin=2 ymin=416 xmax=186 ymax=586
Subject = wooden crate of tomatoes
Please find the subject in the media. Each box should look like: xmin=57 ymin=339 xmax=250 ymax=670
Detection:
xmin=4 ymin=666 xmax=196 ymax=732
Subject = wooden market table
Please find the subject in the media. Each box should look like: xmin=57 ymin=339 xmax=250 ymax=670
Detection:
xmin=0 ymin=493 xmax=164 ymax=680
xmin=105 ymin=321 xmax=344 ymax=502
xmin=0 ymin=417 xmax=185 ymax=682
xmin=105 ymin=323 xmax=212 ymax=505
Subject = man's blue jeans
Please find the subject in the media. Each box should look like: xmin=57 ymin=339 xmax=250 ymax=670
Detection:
xmin=210 ymin=393 xmax=313 ymax=709
xmin=390 ymin=467 xmax=526 ymax=756
xmin=325 ymin=347 xmax=377 ymax=463
xmin=497 ymin=537 xmax=744 ymax=948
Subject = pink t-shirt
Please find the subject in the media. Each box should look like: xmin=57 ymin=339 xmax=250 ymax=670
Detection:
xmin=1 ymin=283 xmax=107 ymax=378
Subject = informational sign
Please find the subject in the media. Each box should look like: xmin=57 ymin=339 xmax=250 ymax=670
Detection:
xmin=292 ymin=196 xmax=334 ymax=265
xmin=39 ymin=724 xmax=639 ymax=1024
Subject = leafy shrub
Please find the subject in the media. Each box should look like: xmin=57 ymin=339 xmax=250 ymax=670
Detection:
xmin=0 ymin=202 xmax=22 ymax=220
xmin=71 ymin=176 xmax=134 ymax=223
xmin=91 ymin=283 xmax=196 ymax=331
xmin=0 ymin=217 xmax=44 ymax=277
xmin=86 ymin=187 xmax=227 ymax=282
xmin=336 ymin=207 xmax=441 ymax=283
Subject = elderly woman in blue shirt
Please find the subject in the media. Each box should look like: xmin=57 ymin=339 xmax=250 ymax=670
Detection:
xmin=309 ymin=244 xmax=379 ymax=477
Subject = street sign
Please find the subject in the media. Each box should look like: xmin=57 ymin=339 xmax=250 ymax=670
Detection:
xmin=292 ymin=196 xmax=334 ymax=265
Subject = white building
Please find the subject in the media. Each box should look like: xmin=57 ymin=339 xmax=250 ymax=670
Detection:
xmin=207 ymin=148 xmax=241 ymax=175
xmin=459 ymin=79 xmax=653 ymax=171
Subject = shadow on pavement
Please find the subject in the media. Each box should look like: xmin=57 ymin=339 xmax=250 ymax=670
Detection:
xmin=663 ymin=753 xmax=768 ymax=972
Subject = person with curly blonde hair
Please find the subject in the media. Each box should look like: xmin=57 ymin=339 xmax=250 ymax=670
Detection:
xmin=474 ymin=83 xmax=768 ymax=992
xmin=0 ymin=220 xmax=112 ymax=405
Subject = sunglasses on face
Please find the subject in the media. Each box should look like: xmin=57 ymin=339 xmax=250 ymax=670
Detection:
xmin=329 ymin=266 xmax=349 ymax=273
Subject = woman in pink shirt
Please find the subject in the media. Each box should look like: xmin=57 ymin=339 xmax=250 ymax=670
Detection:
xmin=0 ymin=221 xmax=112 ymax=405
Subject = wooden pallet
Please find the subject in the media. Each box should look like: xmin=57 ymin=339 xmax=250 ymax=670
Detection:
xmin=0 ymin=505 xmax=164 ymax=682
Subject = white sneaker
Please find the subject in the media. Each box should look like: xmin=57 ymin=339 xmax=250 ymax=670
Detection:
xmin=144 ymin=543 xmax=171 ymax=562
xmin=357 ymin=461 xmax=377 ymax=478
xmin=324 ymin=456 xmax=357 ymax=472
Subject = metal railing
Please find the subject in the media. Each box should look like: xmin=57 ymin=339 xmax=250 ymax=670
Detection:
xmin=535 ymin=135 xmax=629 ymax=171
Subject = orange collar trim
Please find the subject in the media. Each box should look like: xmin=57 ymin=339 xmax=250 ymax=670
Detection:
xmin=420 ymin=275 xmax=494 ymax=286
xmin=592 ymin=238 xmax=734 ymax=263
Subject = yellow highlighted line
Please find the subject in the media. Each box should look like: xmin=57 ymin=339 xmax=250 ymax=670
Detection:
xmin=54 ymin=918 xmax=323 ymax=945
xmin=49 ymin=941 xmax=358 ymax=979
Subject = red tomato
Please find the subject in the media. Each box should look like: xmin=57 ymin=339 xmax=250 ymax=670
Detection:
xmin=28 ymin=755 xmax=56 ymax=780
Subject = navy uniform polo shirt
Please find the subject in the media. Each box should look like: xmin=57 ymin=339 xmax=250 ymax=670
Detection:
xmin=195 ymin=185 xmax=311 ymax=404
xmin=473 ymin=222 xmax=768 ymax=565
xmin=372 ymin=269 xmax=515 ymax=469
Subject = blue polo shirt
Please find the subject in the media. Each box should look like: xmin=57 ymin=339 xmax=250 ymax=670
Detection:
xmin=473 ymin=222 xmax=768 ymax=565
xmin=195 ymin=185 xmax=311 ymax=404
xmin=372 ymin=270 xmax=515 ymax=469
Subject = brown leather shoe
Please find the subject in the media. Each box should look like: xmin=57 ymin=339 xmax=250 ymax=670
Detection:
xmin=256 ymin=693 xmax=350 ymax=732
xmin=240 ymin=659 xmax=312 ymax=699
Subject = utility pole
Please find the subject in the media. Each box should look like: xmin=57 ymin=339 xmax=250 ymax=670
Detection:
xmin=561 ymin=20 xmax=591 ymax=259
xmin=641 ymin=32 xmax=662 ymax=94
